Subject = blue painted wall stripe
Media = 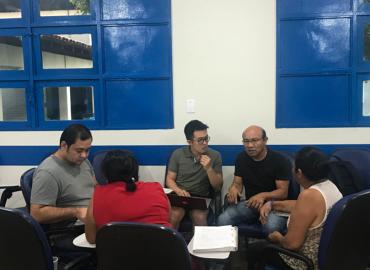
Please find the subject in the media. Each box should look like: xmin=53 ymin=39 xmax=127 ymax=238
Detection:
xmin=1 ymin=144 xmax=370 ymax=166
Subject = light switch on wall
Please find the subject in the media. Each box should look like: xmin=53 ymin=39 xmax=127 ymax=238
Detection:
xmin=186 ymin=99 xmax=195 ymax=113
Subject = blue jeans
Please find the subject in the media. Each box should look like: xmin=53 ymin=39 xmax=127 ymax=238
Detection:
xmin=217 ymin=200 xmax=287 ymax=236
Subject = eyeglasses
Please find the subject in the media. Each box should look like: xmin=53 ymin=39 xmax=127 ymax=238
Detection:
xmin=193 ymin=135 xmax=210 ymax=144
xmin=242 ymin=138 xmax=263 ymax=144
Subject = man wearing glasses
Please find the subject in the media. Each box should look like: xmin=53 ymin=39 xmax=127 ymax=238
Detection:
xmin=166 ymin=120 xmax=223 ymax=229
xmin=218 ymin=125 xmax=291 ymax=235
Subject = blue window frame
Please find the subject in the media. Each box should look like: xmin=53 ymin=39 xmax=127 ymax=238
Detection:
xmin=276 ymin=0 xmax=370 ymax=127
xmin=0 ymin=0 xmax=173 ymax=131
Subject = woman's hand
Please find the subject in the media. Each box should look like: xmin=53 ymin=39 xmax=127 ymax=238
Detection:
xmin=268 ymin=231 xmax=284 ymax=243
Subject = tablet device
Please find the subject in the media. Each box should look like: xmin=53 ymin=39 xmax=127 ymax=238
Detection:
xmin=167 ymin=193 xmax=211 ymax=210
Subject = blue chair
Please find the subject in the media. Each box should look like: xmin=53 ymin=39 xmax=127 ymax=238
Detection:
xmin=261 ymin=189 xmax=370 ymax=270
xmin=0 ymin=207 xmax=90 ymax=270
xmin=20 ymin=167 xmax=36 ymax=210
xmin=330 ymin=148 xmax=370 ymax=189
xmin=91 ymin=150 xmax=109 ymax=185
xmin=96 ymin=222 xmax=192 ymax=270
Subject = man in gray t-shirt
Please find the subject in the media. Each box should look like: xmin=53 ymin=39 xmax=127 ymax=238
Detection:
xmin=166 ymin=120 xmax=223 ymax=229
xmin=31 ymin=124 xmax=95 ymax=225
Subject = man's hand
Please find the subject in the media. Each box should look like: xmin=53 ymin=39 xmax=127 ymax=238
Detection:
xmin=199 ymin=155 xmax=211 ymax=171
xmin=227 ymin=185 xmax=242 ymax=204
xmin=247 ymin=193 xmax=266 ymax=209
xmin=175 ymin=188 xmax=191 ymax=197
xmin=259 ymin=201 xmax=272 ymax=224
xmin=74 ymin=207 xmax=88 ymax=223
xmin=268 ymin=231 xmax=283 ymax=243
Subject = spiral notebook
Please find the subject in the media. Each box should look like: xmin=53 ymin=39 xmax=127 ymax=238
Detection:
xmin=192 ymin=225 xmax=238 ymax=253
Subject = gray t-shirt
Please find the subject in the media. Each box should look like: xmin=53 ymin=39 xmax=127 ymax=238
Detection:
xmin=31 ymin=155 xmax=95 ymax=207
xmin=168 ymin=146 xmax=222 ymax=197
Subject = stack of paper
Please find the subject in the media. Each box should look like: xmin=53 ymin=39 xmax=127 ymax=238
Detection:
xmin=192 ymin=225 xmax=238 ymax=253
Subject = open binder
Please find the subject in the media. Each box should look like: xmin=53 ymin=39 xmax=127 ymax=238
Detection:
xmin=192 ymin=225 xmax=238 ymax=253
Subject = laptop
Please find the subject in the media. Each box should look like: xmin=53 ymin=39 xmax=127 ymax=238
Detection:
xmin=167 ymin=193 xmax=211 ymax=210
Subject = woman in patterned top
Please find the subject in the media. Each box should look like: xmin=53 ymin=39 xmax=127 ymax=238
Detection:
xmin=247 ymin=147 xmax=342 ymax=270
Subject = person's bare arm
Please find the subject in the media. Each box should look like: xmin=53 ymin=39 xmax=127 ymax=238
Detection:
xmin=260 ymin=199 xmax=296 ymax=224
xmin=200 ymin=155 xmax=223 ymax=191
xmin=30 ymin=204 xmax=87 ymax=224
xmin=248 ymin=180 xmax=289 ymax=209
xmin=165 ymin=170 xmax=190 ymax=197
xmin=84 ymin=198 xmax=97 ymax=244
xmin=226 ymin=176 xmax=244 ymax=204
xmin=268 ymin=189 xmax=323 ymax=250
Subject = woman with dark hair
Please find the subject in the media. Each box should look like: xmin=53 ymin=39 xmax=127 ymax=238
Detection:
xmin=247 ymin=147 xmax=343 ymax=270
xmin=85 ymin=150 xmax=171 ymax=244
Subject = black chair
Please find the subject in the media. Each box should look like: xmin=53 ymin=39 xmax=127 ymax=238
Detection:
xmin=0 ymin=207 xmax=90 ymax=270
xmin=0 ymin=185 xmax=21 ymax=206
xmin=96 ymin=222 xmax=192 ymax=270
xmin=261 ymin=189 xmax=370 ymax=270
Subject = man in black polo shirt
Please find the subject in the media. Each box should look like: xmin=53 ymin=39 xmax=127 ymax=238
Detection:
xmin=166 ymin=120 xmax=223 ymax=229
xmin=218 ymin=125 xmax=291 ymax=236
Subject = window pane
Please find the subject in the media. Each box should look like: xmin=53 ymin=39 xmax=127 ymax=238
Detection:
xmin=0 ymin=0 xmax=21 ymax=19
xmin=39 ymin=0 xmax=90 ymax=17
xmin=41 ymin=34 xmax=92 ymax=69
xmin=0 ymin=88 xmax=27 ymax=121
xmin=363 ymin=80 xmax=370 ymax=116
xmin=0 ymin=36 xmax=24 ymax=70
xmin=43 ymin=86 xmax=95 ymax=121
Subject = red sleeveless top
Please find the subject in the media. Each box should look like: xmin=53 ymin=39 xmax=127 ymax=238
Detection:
xmin=93 ymin=181 xmax=171 ymax=228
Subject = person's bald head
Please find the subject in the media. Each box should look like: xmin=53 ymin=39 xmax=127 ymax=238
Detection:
xmin=242 ymin=125 xmax=267 ymax=140
xmin=242 ymin=125 xmax=268 ymax=161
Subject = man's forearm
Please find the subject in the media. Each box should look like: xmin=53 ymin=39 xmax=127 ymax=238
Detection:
xmin=259 ymin=188 xmax=287 ymax=202
xmin=207 ymin=168 xmax=222 ymax=191
xmin=31 ymin=205 xmax=78 ymax=224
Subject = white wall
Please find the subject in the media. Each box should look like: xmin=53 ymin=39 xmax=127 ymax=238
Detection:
xmin=1 ymin=0 xmax=370 ymax=207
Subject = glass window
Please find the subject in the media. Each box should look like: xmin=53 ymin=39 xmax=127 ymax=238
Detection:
xmin=0 ymin=0 xmax=21 ymax=19
xmin=43 ymin=85 xmax=95 ymax=121
xmin=363 ymin=80 xmax=370 ymax=116
xmin=0 ymin=36 xmax=24 ymax=70
xmin=0 ymin=88 xmax=27 ymax=121
xmin=39 ymin=0 xmax=90 ymax=17
xmin=40 ymin=34 xmax=92 ymax=69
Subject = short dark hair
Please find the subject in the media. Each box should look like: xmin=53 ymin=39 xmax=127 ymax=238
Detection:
xmin=101 ymin=150 xmax=139 ymax=192
xmin=59 ymin=124 xmax=92 ymax=147
xmin=295 ymin=146 xmax=329 ymax=182
xmin=184 ymin=120 xmax=209 ymax=140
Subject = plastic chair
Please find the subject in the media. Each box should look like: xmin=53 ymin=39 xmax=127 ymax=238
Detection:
xmin=96 ymin=222 xmax=192 ymax=270
xmin=261 ymin=189 xmax=370 ymax=270
xmin=0 ymin=207 xmax=90 ymax=270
